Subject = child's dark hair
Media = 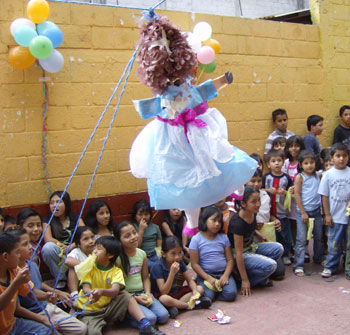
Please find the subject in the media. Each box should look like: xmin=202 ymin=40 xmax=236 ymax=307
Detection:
xmin=298 ymin=150 xmax=316 ymax=173
xmin=266 ymin=150 xmax=285 ymax=162
xmin=0 ymin=231 xmax=19 ymax=254
xmin=113 ymin=221 xmax=135 ymax=276
xmin=162 ymin=210 xmax=185 ymax=239
xmin=4 ymin=216 xmax=16 ymax=229
xmin=250 ymin=153 xmax=263 ymax=167
xmin=0 ymin=208 xmax=4 ymax=218
xmin=8 ymin=228 xmax=28 ymax=240
xmin=285 ymin=135 xmax=305 ymax=161
xmin=339 ymin=105 xmax=350 ymax=116
xmin=95 ymin=235 xmax=121 ymax=265
xmin=198 ymin=207 xmax=223 ymax=233
xmin=272 ymin=137 xmax=286 ymax=149
xmin=330 ymin=142 xmax=349 ymax=156
xmin=235 ymin=186 xmax=260 ymax=211
xmin=85 ymin=200 xmax=114 ymax=235
xmin=73 ymin=226 xmax=94 ymax=246
xmin=49 ymin=191 xmax=72 ymax=240
xmin=162 ymin=235 xmax=182 ymax=253
xmin=272 ymin=108 xmax=287 ymax=122
xmin=131 ymin=200 xmax=152 ymax=223
xmin=16 ymin=208 xmax=41 ymax=227
xmin=252 ymin=169 xmax=263 ymax=178
xmin=307 ymin=115 xmax=324 ymax=131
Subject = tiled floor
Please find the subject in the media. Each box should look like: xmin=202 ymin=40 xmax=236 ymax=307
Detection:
xmin=105 ymin=262 xmax=350 ymax=335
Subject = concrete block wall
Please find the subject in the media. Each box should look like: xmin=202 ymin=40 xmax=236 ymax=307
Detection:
xmin=0 ymin=0 xmax=338 ymax=208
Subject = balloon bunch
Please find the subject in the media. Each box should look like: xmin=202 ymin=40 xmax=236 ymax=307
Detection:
xmin=186 ymin=22 xmax=221 ymax=74
xmin=9 ymin=0 xmax=64 ymax=73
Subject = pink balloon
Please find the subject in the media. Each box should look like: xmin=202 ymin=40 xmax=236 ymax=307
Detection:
xmin=197 ymin=46 xmax=215 ymax=65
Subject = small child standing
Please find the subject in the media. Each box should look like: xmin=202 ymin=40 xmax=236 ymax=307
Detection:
xmin=151 ymin=236 xmax=211 ymax=317
xmin=76 ymin=236 xmax=165 ymax=335
xmin=189 ymin=207 xmax=237 ymax=302
xmin=318 ymin=143 xmax=350 ymax=278
xmin=304 ymin=115 xmax=324 ymax=158
xmin=271 ymin=137 xmax=287 ymax=153
xmin=264 ymin=108 xmax=294 ymax=158
xmin=333 ymin=105 xmax=350 ymax=150
xmin=0 ymin=232 xmax=51 ymax=335
xmin=294 ymin=151 xmax=325 ymax=276
xmin=263 ymin=150 xmax=294 ymax=265
xmin=132 ymin=200 xmax=162 ymax=270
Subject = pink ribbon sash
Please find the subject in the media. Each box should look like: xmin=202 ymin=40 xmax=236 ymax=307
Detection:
xmin=156 ymin=101 xmax=208 ymax=142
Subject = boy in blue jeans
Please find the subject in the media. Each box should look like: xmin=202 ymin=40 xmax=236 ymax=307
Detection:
xmin=0 ymin=232 xmax=51 ymax=335
xmin=76 ymin=236 xmax=165 ymax=335
xmin=318 ymin=143 xmax=350 ymax=278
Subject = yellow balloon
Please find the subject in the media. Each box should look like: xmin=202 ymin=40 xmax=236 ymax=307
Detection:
xmin=202 ymin=39 xmax=221 ymax=55
xmin=9 ymin=46 xmax=36 ymax=69
xmin=27 ymin=0 xmax=50 ymax=24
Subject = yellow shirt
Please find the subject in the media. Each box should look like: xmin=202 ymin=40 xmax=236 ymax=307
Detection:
xmin=0 ymin=267 xmax=34 ymax=335
xmin=76 ymin=262 xmax=125 ymax=311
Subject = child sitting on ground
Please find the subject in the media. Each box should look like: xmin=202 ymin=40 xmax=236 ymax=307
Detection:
xmin=12 ymin=229 xmax=87 ymax=335
xmin=151 ymin=236 xmax=211 ymax=318
xmin=132 ymin=200 xmax=162 ymax=270
xmin=213 ymin=199 xmax=235 ymax=234
xmin=0 ymin=231 xmax=51 ymax=335
xmin=0 ymin=208 xmax=4 ymax=232
xmin=4 ymin=215 xmax=17 ymax=231
xmin=65 ymin=226 xmax=95 ymax=299
xmin=76 ymin=236 xmax=165 ymax=335
xmin=85 ymin=200 xmax=114 ymax=238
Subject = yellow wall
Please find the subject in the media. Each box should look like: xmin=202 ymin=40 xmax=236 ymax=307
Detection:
xmin=0 ymin=0 xmax=345 ymax=207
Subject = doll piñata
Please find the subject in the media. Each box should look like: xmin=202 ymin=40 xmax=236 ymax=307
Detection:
xmin=130 ymin=15 xmax=257 ymax=232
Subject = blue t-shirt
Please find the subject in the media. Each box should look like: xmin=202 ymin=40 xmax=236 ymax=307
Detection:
xmin=318 ymin=166 xmax=350 ymax=224
xmin=19 ymin=261 xmax=47 ymax=313
xmin=304 ymin=133 xmax=322 ymax=156
xmin=189 ymin=232 xmax=230 ymax=274
xmin=150 ymin=257 xmax=187 ymax=294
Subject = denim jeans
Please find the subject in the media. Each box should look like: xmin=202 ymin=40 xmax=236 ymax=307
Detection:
xmin=41 ymin=242 xmax=66 ymax=281
xmin=241 ymin=242 xmax=283 ymax=287
xmin=276 ymin=217 xmax=291 ymax=257
xmin=125 ymin=294 xmax=169 ymax=329
xmin=325 ymin=222 xmax=348 ymax=274
xmin=9 ymin=318 xmax=51 ymax=335
xmin=294 ymin=208 xmax=325 ymax=270
xmin=197 ymin=271 xmax=237 ymax=302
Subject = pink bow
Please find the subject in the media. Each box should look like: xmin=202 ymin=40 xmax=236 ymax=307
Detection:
xmin=157 ymin=101 xmax=208 ymax=142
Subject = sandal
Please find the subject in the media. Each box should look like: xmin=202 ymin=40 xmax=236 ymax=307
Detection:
xmin=294 ymin=268 xmax=305 ymax=277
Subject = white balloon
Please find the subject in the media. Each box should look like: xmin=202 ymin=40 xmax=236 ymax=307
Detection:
xmin=39 ymin=49 xmax=64 ymax=73
xmin=193 ymin=22 xmax=212 ymax=42
xmin=186 ymin=32 xmax=202 ymax=53
xmin=10 ymin=18 xmax=36 ymax=37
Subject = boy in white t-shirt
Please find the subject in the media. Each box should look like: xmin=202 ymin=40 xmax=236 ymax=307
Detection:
xmin=318 ymin=143 xmax=350 ymax=278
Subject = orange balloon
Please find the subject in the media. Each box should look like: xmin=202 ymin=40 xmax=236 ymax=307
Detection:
xmin=27 ymin=0 xmax=50 ymax=24
xmin=202 ymin=39 xmax=221 ymax=55
xmin=9 ymin=46 xmax=36 ymax=69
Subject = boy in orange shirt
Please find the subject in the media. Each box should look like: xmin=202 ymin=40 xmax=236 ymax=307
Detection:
xmin=0 ymin=232 xmax=51 ymax=335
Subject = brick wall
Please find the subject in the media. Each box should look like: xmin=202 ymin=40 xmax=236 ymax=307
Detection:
xmin=0 ymin=0 xmax=336 ymax=209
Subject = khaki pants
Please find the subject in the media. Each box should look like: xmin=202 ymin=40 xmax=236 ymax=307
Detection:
xmin=78 ymin=293 xmax=131 ymax=335
xmin=39 ymin=302 xmax=87 ymax=335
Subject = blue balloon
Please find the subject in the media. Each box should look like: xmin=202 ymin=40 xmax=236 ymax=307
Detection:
xmin=14 ymin=25 xmax=38 ymax=47
xmin=40 ymin=27 xmax=63 ymax=48
xmin=36 ymin=21 xmax=58 ymax=35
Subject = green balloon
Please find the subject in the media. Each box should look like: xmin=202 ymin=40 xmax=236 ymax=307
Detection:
xmin=199 ymin=60 xmax=216 ymax=73
xmin=29 ymin=36 xmax=53 ymax=59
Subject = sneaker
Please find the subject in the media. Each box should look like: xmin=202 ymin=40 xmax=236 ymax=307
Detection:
xmin=294 ymin=268 xmax=305 ymax=277
xmin=194 ymin=296 xmax=212 ymax=309
xmin=167 ymin=306 xmax=178 ymax=319
xmin=139 ymin=325 xmax=166 ymax=335
xmin=321 ymin=268 xmax=332 ymax=278
xmin=282 ymin=256 xmax=291 ymax=265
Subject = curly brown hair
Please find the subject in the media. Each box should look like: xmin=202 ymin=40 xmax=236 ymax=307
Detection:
xmin=136 ymin=16 xmax=197 ymax=95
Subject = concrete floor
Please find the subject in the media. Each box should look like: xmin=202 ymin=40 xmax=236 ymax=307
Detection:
xmin=104 ymin=262 xmax=350 ymax=335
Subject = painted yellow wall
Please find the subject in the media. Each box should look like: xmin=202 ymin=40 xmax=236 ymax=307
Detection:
xmin=0 ymin=0 xmax=344 ymax=207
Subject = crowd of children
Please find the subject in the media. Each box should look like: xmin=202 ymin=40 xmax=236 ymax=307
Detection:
xmin=1 ymin=105 xmax=350 ymax=335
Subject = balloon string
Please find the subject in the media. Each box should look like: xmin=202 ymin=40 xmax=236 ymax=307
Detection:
xmin=196 ymin=66 xmax=205 ymax=85
xmin=41 ymin=68 xmax=52 ymax=197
